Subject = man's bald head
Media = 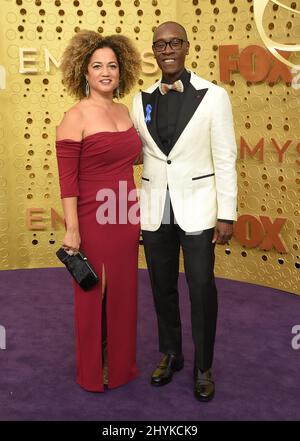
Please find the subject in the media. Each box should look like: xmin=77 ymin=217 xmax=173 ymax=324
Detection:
xmin=153 ymin=21 xmax=188 ymax=43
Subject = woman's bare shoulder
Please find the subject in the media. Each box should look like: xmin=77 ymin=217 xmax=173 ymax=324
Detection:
xmin=56 ymin=104 xmax=84 ymax=141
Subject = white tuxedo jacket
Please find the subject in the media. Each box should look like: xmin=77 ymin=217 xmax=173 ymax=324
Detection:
xmin=131 ymin=71 xmax=237 ymax=232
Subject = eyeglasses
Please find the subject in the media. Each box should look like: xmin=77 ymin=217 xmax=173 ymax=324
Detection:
xmin=152 ymin=38 xmax=187 ymax=52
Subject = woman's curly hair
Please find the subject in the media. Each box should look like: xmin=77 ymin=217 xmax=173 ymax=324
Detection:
xmin=60 ymin=30 xmax=141 ymax=100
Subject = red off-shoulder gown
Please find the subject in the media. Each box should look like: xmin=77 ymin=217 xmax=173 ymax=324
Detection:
xmin=56 ymin=126 xmax=142 ymax=392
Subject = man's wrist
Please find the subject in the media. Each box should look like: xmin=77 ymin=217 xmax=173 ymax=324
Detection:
xmin=217 ymin=219 xmax=233 ymax=224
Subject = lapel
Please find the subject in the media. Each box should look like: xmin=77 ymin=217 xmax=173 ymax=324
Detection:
xmin=171 ymin=85 xmax=208 ymax=148
xmin=141 ymin=88 xmax=165 ymax=152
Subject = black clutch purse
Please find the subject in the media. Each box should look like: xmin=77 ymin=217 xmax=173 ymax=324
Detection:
xmin=56 ymin=248 xmax=99 ymax=291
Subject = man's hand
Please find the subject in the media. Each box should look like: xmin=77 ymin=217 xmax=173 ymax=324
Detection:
xmin=212 ymin=221 xmax=233 ymax=245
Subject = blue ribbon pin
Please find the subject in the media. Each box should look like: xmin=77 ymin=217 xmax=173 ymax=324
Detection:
xmin=145 ymin=104 xmax=152 ymax=124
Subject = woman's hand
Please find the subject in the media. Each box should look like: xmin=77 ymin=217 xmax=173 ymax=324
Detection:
xmin=62 ymin=228 xmax=81 ymax=254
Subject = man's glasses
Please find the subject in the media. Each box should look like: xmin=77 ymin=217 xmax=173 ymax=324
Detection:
xmin=152 ymin=38 xmax=187 ymax=52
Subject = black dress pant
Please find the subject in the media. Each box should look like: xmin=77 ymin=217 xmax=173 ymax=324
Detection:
xmin=142 ymin=202 xmax=218 ymax=371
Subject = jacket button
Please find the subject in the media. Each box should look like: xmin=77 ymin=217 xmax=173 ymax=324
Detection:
xmin=167 ymin=160 xmax=172 ymax=164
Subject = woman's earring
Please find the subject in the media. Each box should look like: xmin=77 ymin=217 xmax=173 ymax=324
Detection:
xmin=85 ymin=80 xmax=90 ymax=97
xmin=115 ymin=87 xmax=120 ymax=99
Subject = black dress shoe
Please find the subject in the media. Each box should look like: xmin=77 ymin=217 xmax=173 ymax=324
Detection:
xmin=151 ymin=354 xmax=184 ymax=386
xmin=194 ymin=368 xmax=215 ymax=402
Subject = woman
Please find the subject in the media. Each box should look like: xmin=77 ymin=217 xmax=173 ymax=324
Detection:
xmin=56 ymin=30 xmax=142 ymax=392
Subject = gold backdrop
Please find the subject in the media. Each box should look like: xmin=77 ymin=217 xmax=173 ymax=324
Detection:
xmin=0 ymin=0 xmax=299 ymax=295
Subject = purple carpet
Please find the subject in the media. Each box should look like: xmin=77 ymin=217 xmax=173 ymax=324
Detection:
xmin=0 ymin=268 xmax=299 ymax=421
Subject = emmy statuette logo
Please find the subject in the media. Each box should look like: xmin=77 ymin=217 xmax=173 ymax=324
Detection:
xmin=253 ymin=0 xmax=300 ymax=70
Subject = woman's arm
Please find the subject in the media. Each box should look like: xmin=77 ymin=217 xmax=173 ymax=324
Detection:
xmin=61 ymin=197 xmax=81 ymax=252
xmin=134 ymin=151 xmax=143 ymax=165
xmin=120 ymin=103 xmax=144 ymax=165
xmin=56 ymin=107 xmax=84 ymax=252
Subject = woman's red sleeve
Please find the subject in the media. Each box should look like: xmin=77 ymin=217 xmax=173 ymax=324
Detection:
xmin=55 ymin=139 xmax=81 ymax=198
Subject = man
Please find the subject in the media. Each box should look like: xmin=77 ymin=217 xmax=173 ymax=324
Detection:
xmin=131 ymin=22 xmax=237 ymax=402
